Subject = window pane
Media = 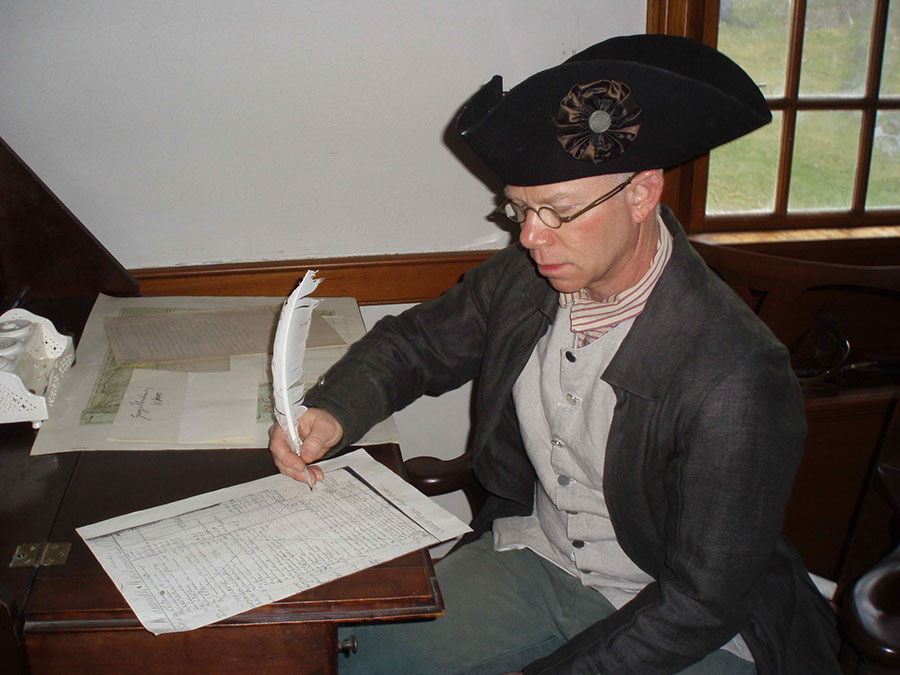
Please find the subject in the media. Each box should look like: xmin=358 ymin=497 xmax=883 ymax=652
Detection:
xmin=868 ymin=110 xmax=900 ymax=208
xmin=718 ymin=0 xmax=790 ymax=98
xmin=788 ymin=110 xmax=861 ymax=210
xmin=882 ymin=0 xmax=900 ymax=95
xmin=707 ymin=111 xmax=782 ymax=213
xmin=800 ymin=0 xmax=875 ymax=96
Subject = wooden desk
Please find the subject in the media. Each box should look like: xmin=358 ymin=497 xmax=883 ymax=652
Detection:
xmin=1 ymin=439 xmax=443 ymax=674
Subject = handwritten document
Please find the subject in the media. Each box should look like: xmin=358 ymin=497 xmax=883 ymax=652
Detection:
xmin=77 ymin=450 xmax=470 ymax=634
xmin=108 ymin=368 xmax=188 ymax=443
xmin=108 ymin=355 xmax=261 ymax=444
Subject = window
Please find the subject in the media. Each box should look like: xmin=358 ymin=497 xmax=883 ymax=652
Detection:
xmin=648 ymin=0 xmax=900 ymax=235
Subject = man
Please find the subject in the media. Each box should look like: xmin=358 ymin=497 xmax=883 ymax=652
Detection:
xmin=270 ymin=34 xmax=840 ymax=674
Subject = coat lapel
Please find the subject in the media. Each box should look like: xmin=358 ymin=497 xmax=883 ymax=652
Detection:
xmin=602 ymin=207 xmax=712 ymax=400
xmin=473 ymin=249 xmax=556 ymax=505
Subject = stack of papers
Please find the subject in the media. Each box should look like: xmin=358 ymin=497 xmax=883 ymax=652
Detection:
xmin=31 ymin=294 xmax=400 ymax=454
xmin=78 ymin=450 xmax=471 ymax=634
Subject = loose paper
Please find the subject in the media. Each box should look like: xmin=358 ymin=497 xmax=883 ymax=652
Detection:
xmin=177 ymin=355 xmax=261 ymax=444
xmin=78 ymin=450 xmax=471 ymax=634
xmin=104 ymin=306 xmax=344 ymax=366
xmin=108 ymin=356 xmax=262 ymax=444
xmin=108 ymin=368 xmax=188 ymax=443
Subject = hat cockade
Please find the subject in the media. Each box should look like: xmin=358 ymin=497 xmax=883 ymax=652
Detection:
xmin=555 ymin=79 xmax=642 ymax=164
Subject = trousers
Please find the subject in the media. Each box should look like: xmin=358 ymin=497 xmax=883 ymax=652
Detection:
xmin=338 ymin=533 xmax=756 ymax=674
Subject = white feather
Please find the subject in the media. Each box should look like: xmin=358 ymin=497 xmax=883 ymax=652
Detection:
xmin=271 ymin=270 xmax=323 ymax=454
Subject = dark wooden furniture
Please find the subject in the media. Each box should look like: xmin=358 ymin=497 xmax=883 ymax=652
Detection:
xmin=842 ymin=403 xmax=900 ymax=673
xmin=1 ymin=134 xmax=140 ymax=674
xmin=2 ymin=441 xmax=441 ymax=675
xmin=690 ymin=241 xmax=900 ymax=382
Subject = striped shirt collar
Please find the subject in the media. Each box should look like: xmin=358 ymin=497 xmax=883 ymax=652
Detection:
xmin=559 ymin=214 xmax=673 ymax=345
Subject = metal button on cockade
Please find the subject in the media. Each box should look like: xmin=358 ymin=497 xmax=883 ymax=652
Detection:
xmin=557 ymin=475 xmax=571 ymax=486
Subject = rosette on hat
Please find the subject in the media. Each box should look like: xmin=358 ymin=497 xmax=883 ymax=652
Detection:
xmin=456 ymin=34 xmax=771 ymax=187
xmin=555 ymin=79 xmax=642 ymax=164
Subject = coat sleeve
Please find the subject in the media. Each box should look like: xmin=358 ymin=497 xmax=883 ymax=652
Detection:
xmin=523 ymin=345 xmax=807 ymax=674
xmin=301 ymin=247 xmax=518 ymax=450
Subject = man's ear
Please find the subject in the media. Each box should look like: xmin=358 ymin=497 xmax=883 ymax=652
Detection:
xmin=628 ymin=170 xmax=664 ymax=223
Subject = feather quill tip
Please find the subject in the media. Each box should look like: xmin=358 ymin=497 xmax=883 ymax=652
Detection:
xmin=271 ymin=271 xmax=323 ymax=457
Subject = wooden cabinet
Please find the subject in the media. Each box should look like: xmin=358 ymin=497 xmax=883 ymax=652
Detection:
xmin=786 ymin=388 xmax=898 ymax=590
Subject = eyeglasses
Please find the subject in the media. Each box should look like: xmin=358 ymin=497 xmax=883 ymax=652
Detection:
xmin=497 ymin=173 xmax=636 ymax=229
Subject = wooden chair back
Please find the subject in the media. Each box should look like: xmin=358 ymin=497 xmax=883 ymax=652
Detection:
xmin=692 ymin=241 xmax=900 ymax=389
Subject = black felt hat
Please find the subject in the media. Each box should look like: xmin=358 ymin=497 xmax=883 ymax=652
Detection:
xmin=456 ymin=34 xmax=771 ymax=186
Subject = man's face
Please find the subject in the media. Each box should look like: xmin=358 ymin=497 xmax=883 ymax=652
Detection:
xmin=506 ymin=173 xmax=646 ymax=301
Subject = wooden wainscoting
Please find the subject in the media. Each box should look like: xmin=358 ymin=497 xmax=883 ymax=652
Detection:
xmin=132 ymin=251 xmax=494 ymax=305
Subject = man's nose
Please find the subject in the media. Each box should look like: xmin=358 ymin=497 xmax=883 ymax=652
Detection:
xmin=519 ymin=211 xmax=552 ymax=249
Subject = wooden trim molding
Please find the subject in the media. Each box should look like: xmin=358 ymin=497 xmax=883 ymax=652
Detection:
xmin=645 ymin=0 xmax=719 ymax=231
xmin=133 ymin=231 xmax=900 ymax=305
xmin=132 ymin=251 xmax=495 ymax=305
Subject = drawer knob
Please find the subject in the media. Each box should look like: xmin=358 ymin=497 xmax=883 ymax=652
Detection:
xmin=337 ymin=635 xmax=358 ymax=656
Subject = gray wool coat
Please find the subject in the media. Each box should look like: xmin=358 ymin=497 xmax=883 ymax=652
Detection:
xmin=304 ymin=207 xmax=840 ymax=674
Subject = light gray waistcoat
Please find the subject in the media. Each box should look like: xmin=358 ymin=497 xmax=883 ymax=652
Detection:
xmin=494 ymin=304 xmax=651 ymax=608
xmin=494 ymin=303 xmax=752 ymax=661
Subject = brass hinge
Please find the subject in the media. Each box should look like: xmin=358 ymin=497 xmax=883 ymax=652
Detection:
xmin=10 ymin=543 xmax=71 ymax=568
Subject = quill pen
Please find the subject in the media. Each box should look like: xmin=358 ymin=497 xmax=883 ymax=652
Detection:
xmin=271 ymin=270 xmax=323 ymax=459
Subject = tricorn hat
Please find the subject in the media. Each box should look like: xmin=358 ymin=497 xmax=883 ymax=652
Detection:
xmin=456 ymin=34 xmax=771 ymax=186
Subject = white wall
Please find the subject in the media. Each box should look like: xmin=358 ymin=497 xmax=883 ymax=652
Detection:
xmin=0 ymin=1 xmax=645 ymax=269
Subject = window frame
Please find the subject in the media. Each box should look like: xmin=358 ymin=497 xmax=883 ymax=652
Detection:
xmin=647 ymin=0 xmax=900 ymax=235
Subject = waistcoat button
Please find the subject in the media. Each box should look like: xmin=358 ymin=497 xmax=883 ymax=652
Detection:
xmin=557 ymin=475 xmax=571 ymax=486
xmin=565 ymin=351 xmax=576 ymax=362
xmin=572 ymin=539 xmax=585 ymax=548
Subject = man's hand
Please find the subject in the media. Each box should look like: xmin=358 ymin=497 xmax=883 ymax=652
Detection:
xmin=268 ymin=407 xmax=343 ymax=487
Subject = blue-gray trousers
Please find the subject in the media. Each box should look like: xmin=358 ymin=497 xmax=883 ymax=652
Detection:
xmin=338 ymin=534 xmax=756 ymax=674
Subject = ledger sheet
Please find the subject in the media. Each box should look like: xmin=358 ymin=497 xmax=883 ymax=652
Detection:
xmin=77 ymin=450 xmax=471 ymax=635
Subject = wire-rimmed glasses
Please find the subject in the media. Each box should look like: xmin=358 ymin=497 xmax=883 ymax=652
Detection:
xmin=496 ymin=173 xmax=636 ymax=229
